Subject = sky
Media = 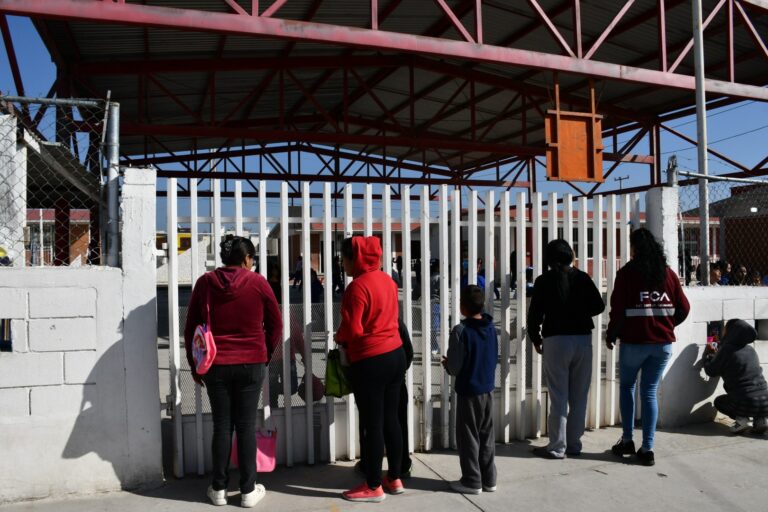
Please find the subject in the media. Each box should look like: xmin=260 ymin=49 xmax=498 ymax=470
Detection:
xmin=2 ymin=14 xmax=767 ymax=231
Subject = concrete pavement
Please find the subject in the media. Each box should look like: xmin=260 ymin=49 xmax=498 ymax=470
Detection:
xmin=4 ymin=423 xmax=767 ymax=512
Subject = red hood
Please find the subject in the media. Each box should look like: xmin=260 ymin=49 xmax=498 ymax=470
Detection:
xmin=352 ymin=236 xmax=382 ymax=278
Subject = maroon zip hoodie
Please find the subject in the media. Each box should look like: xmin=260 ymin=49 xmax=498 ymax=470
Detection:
xmin=607 ymin=263 xmax=690 ymax=344
xmin=184 ymin=266 xmax=282 ymax=369
xmin=336 ymin=236 xmax=401 ymax=363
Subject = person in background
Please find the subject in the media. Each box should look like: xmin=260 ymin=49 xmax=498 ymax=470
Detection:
xmin=337 ymin=236 xmax=405 ymax=502
xmin=708 ymin=264 xmax=722 ymax=286
xmin=703 ymin=319 xmax=768 ymax=435
xmin=395 ymin=256 xmax=404 ymax=288
xmin=606 ymin=228 xmax=690 ymax=467
xmin=528 ymin=240 xmax=605 ymax=459
xmin=310 ymin=268 xmax=324 ymax=303
xmin=292 ymin=255 xmax=303 ymax=288
xmin=461 ymin=260 xmax=487 ymax=291
xmin=719 ymin=261 xmax=732 ymax=285
xmin=443 ymin=285 xmax=498 ymax=495
xmin=748 ymin=270 xmax=763 ymax=287
xmin=184 ymin=235 xmax=282 ymax=508
xmin=730 ymin=264 xmax=748 ymax=286
xmin=332 ymin=255 xmax=345 ymax=295
xmin=430 ymin=258 xmax=441 ymax=354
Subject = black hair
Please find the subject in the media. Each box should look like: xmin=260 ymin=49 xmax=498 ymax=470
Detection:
xmin=545 ymin=239 xmax=575 ymax=304
xmin=341 ymin=237 xmax=354 ymax=262
xmin=461 ymin=285 xmax=485 ymax=316
xmin=220 ymin=234 xmax=256 ymax=267
xmin=629 ymin=228 xmax=667 ymax=286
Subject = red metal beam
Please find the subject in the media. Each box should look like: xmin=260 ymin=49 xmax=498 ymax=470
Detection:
xmin=6 ymin=0 xmax=764 ymax=100
xmin=0 ymin=15 xmax=24 ymax=98
xmin=735 ymin=0 xmax=768 ymax=60
xmin=526 ymin=0 xmax=575 ymax=57
xmin=584 ymin=0 xmax=635 ymax=60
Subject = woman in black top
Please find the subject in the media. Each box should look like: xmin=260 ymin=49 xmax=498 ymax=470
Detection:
xmin=527 ymin=240 xmax=605 ymax=459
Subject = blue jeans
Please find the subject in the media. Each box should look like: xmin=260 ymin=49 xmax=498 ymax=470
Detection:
xmin=619 ymin=343 xmax=672 ymax=451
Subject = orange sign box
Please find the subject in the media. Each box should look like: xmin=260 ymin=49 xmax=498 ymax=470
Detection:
xmin=545 ymin=110 xmax=604 ymax=183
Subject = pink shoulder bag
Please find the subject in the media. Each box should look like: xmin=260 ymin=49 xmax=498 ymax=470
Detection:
xmin=192 ymin=282 xmax=217 ymax=375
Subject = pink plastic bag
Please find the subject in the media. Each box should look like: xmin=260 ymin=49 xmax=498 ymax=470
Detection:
xmin=230 ymin=430 xmax=277 ymax=473
xmin=192 ymin=323 xmax=216 ymax=375
xmin=192 ymin=284 xmax=217 ymax=375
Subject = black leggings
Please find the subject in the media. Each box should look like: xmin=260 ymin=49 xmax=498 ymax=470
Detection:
xmin=358 ymin=380 xmax=411 ymax=475
xmin=351 ymin=348 xmax=406 ymax=488
xmin=203 ymin=363 xmax=266 ymax=494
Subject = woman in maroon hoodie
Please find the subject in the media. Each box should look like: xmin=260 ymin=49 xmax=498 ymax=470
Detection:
xmin=606 ymin=229 xmax=690 ymax=466
xmin=184 ymin=235 xmax=282 ymax=508
xmin=337 ymin=236 xmax=405 ymax=503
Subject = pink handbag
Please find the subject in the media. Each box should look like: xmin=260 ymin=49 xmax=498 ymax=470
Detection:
xmin=192 ymin=284 xmax=217 ymax=375
xmin=230 ymin=430 xmax=278 ymax=473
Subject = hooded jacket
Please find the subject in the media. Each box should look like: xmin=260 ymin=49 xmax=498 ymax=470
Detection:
xmin=184 ymin=266 xmax=282 ymax=370
xmin=607 ymin=264 xmax=690 ymax=344
xmin=704 ymin=319 xmax=768 ymax=404
xmin=336 ymin=236 xmax=401 ymax=363
xmin=445 ymin=313 xmax=498 ymax=396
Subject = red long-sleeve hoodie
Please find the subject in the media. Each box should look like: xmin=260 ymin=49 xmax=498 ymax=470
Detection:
xmin=184 ymin=266 xmax=283 ymax=369
xmin=336 ymin=236 xmax=401 ymax=363
xmin=607 ymin=263 xmax=690 ymax=345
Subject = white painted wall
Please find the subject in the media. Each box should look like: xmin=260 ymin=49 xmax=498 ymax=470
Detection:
xmin=659 ymin=286 xmax=768 ymax=427
xmin=0 ymin=114 xmax=26 ymax=266
xmin=0 ymin=169 xmax=162 ymax=503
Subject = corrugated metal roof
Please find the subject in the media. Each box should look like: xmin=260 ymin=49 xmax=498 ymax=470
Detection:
xmin=32 ymin=0 xmax=768 ymax=170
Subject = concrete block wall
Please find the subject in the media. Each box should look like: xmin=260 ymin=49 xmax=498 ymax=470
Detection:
xmin=658 ymin=286 xmax=768 ymax=428
xmin=0 ymin=169 xmax=162 ymax=503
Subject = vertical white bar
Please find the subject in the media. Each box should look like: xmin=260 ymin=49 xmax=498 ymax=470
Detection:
xmin=589 ymin=196 xmax=604 ymax=430
xmin=439 ymin=185 xmax=450 ymax=449
xmin=578 ymin=197 xmax=588 ymax=273
xmin=631 ymin=193 xmax=641 ymax=231
xmin=468 ymin=191 xmax=478 ymax=285
xmin=213 ymin=179 xmax=222 ymax=268
xmin=364 ymin=183 xmax=373 ymax=237
xmin=620 ymin=195 xmax=631 ymax=266
xmin=234 ymin=180 xmax=243 ymax=236
xmin=190 ymin=180 xmax=204 ymax=476
xmin=605 ymin=195 xmax=618 ymax=426
xmin=484 ymin=190 xmax=495 ymax=315
xmin=383 ymin=186 xmax=392 ymax=276
xmin=301 ymin=182 xmax=314 ymax=464
xmin=530 ymin=192 xmax=542 ymax=438
xmin=279 ymin=182 xmax=293 ymax=467
xmin=449 ymin=189 xmax=460 ymax=450
xmin=167 ymin=178 xmax=184 ymax=477
xmin=343 ymin=184 xmax=356 ymax=460
xmin=548 ymin=192 xmax=558 ymax=242
xmin=323 ymin=183 xmax=335 ymax=462
xmin=420 ymin=186 xmax=432 ymax=452
xmin=258 ymin=181 xmax=268 ymax=279
xmin=564 ymin=194 xmax=574 ymax=247
xmin=401 ymin=186 xmax=414 ymax=454
xmin=499 ymin=192 xmax=511 ymax=443
xmin=38 ymin=209 xmax=44 ymax=266
xmin=259 ymin=182 xmax=271 ymax=423
xmin=514 ymin=192 xmax=527 ymax=441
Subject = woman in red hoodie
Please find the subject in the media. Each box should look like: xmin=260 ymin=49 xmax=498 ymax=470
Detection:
xmin=184 ymin=235 xmax=282 ymax=508
xmin=606 ymin=228 xmax=690 ymax=466
xmin=337 ymin=236 xmax=405 ymax=503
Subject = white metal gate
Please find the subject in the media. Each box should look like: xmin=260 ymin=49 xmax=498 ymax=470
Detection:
xmin=163 ymin=178 xmax=642 ymax=477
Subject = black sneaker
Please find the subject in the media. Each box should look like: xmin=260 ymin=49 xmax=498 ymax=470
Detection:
xmin=401 ymin=461 xmax=413 ymax=479
xmin=611 ymin=438 xmax=636 ymax=458
xmin=636 ymin=448 xmax=655 ymax=466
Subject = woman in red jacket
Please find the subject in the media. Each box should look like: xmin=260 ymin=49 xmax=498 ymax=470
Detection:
xmin=184 ymin=235 xmax=282 ymax=508
xmin=606 ymin=229 xmax=690 ymax=466
xmin=337 ymin=236 xmax=405 ymax=503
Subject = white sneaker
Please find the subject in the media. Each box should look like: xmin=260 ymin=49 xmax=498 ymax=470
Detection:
xmin=482 ymin=485 xmax=497 ymax=492
xmin=449 ymin=481 xmax=482 ymax=495
xmin=207 ymin=486 xmax=227 ymax=506
xmin=752 ymin=417 xmax=768 ymax=435
xmin=241 ymin=484 xmax=266 ymax=508
xmin=731 ymin=417 xmax=752 ymax=434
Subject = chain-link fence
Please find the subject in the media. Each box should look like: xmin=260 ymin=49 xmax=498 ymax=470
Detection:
xmin=0 ymin=96 xmax=110 ymax=267
xmin=679 ymin=174 xmax=768 ymax=286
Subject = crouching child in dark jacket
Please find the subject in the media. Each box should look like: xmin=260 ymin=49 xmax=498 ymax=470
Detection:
xmin=442 ymin=285 xmax=498 ymax=495
xmin=704 ymin=319 xmax=768 ymax=435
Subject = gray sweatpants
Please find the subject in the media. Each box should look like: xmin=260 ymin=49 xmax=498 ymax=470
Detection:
xmin=542 ymin=334 xmax=592 ymax=457
xmin=456 ymin=392 xmax=496 ymax=489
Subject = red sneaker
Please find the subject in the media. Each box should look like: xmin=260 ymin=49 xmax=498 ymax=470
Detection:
xmin=382 ymin=475 xmax=404 ymax=495
xmin=342 ymin=483 xmax=386 ymax=503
